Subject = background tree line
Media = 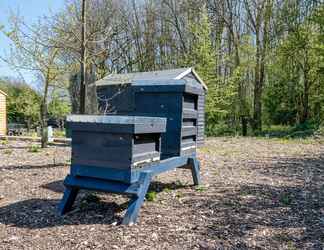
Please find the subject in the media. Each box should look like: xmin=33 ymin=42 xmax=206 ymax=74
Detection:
xmin=1 ymin=0 xmax=323 ymax=146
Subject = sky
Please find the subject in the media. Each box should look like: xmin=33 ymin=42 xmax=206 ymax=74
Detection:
xmin=0 ymin=0 xmax=65 ymax=86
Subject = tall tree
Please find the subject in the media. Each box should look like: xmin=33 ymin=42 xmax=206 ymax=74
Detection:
xmin=244 ymin=0 xmax=273 ymax=133
xmin=2 ymin=15 xmax=66 ymax=147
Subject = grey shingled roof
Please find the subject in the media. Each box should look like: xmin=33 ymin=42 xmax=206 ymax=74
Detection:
xmin=95 ymin=67 xmax=207 ymax=90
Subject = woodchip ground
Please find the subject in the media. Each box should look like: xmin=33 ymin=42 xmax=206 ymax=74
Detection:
xmin=0 ymin=137 xmax=323 ymax=249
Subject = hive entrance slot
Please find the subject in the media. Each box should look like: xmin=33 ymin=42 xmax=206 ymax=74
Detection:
xmin=133 ymin=133 xmax=160 ymax=167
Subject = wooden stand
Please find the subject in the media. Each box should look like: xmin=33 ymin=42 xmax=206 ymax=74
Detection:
xmin=58 ymin=156 xmax=201 ymax=225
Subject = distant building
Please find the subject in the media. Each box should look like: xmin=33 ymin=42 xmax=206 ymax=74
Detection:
xmin=0 ymin=89 xmax=7 ymax=135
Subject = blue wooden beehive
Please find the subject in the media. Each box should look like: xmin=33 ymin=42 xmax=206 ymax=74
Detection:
xmin=95 ymin=67 xmax=207 ymax=160
xmin=67 ymin=115 xmax=166 ymax=183
xmin=59 ymin=68 xmax=204 ymax=225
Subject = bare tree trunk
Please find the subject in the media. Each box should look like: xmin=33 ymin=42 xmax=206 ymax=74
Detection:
xmin=251 ymin=0 xmax=272 ymax=133
xmin=40 ymin=74 xmax=50 ymax=148
xmin=301 ymin=70 xmax=309 ymax=124
xmin=253 ymin=29 xmax=262 ymax=132
xmin=79 ymin=0 xmax=87 ymax=114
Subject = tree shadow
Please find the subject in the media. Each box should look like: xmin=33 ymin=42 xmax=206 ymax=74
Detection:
xmin=184 ymin=154 xmax=324 ymax=249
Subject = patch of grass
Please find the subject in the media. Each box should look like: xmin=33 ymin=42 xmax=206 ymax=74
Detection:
xmin=279 ymin=192 xmax=293 ymax=206
xmin=175 ymin=180 xmax=184 ymax=188
xmin=287 ymin=241 xmax=298 ymax=250
xmin=28 ymin=145 xmax=41 ymax=153
xmin=176 ymin=191 xmax=183 ymax=199
xmin=1 ymin=139 xmax=8 ymax=145
xmin=195 ymin=185 xmax=206 ymax=192
xmin=259 ymin=121 xmax=319 ymax=139
xmin=206 ymin=122 xmax=237 ymax=137
xmin=3 ymin=149 xmax=12 ymax=155
xmin=163 ymin=187 xmax=172 ymax=193
xmin=54 ymin=130 xmax=66 ymax=138
xmin=25 ymin=132 xmax=38 ymax=138
xmin=146 ymin=191 xmax=157 ymax=202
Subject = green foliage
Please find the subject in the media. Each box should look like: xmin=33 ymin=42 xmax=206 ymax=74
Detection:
xmin=1 ymin=139 xmax=9 ymax=145
xmin=264 ymin=7 xmax=323 ymax=127
xmin=195 ymin=185 xmax=206 ymax=192
xmin=206 ymin=121 xmax=237 ymax=137
xmin=0 ymin=78 xmax=40 ymax=128
xmin=182 ymin=6 xmax=237 ymax=128
xmin=279 ymin=192 xmax=293 ymax=206
xmin=28 ymin=144 xmax=41 ymax=153
xmin=48 ymin=93 xmax=71 ymax=120
xmin=259 ymin=121 xmax=319 ymax=139
xmin=146 ymin=191 xmax=157 ymax=202
xmin=3 ymin=149 xmax=12 ymax=155
xmin=53 ymin=129 xmax=65 ymax=138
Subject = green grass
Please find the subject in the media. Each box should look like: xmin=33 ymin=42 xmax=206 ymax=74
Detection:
xmin=146 ymin=191 xmax=157 ymax=202
xmin=195 ymin=185 xmax=207 ymax=192
xmin=3 ymin=149 xmax=12 ymax=155
xmin=53 ymin=129 xmax=66 ymax=138
xmin=279 ymin=192 xmax=293 ymax=206
xmin=205 ymin=120 xmax=322 ymax=139
xmin=1 ymin=139 xmax=8 ymax=145
xmin=28 ymin=144 xmax=41 ymax=153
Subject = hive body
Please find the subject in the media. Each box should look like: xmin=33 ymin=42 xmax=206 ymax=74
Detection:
xmin=96 ymin=68 xmax=206 ymax=159
xmin=59 ymin=68 xmax=204 ymax=225
xmin=67 ymin=115 xmax=166 ymax=183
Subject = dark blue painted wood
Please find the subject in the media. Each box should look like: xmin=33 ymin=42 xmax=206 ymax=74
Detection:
xmin=68 ymin=115 xmax=166 ymax=171
xmin=58 ymin=186 xmax=79 ymax=215
xmin=188 ymin=158 xmax=201 ymax=185
xmin=122 ymin=171 xmax=152 ymax=224
xmin=64 ymin=174 xmax=139 ymax=195
xmin=59 ymin=156 xmax=201 ymax=224
xmin=71 ymin=164 xmax=133 ymax=183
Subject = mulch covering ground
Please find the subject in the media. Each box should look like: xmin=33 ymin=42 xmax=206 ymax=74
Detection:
xmin=0 ymin=137 xmax=323 ymax=249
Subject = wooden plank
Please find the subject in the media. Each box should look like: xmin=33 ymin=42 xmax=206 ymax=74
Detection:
xmin=181 ymin=126 xmax=197 ymax=137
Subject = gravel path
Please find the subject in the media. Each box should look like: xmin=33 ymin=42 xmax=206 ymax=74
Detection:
xmin=0 ymin=138 xmax=323 ymax=250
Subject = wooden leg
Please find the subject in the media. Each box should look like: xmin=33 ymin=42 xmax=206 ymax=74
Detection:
xmin=122 ymin=172 xmax=152 ymax=225
xmin=188 ymin=157 xmax=201 ymax=186
xmin=58 ymin=186 xmax=79 ymax=215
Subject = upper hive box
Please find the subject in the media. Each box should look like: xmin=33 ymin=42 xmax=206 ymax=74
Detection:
xmin=95 ymin=67 xmax=207 ymax=159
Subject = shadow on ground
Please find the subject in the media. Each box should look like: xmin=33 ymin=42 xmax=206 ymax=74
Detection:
xmin=0 ymin=198 xmax=125 ymax=228
xmin=0 ymin=153 xmax=323 ymax=249
xmin=0 ymin=163 xmax=66 ymax=171
xmin=0 ymin=179 xmax=191 ymax=228
xmin=185 ymin=154 xmax=324 ymax=249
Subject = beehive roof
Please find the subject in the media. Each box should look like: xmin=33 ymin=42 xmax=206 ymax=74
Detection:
xmin=95 ymin=67 xmax=207 ymax=90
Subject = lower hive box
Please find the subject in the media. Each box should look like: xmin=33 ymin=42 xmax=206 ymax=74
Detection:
xmin=67 ymin=115 xmax=167 ymax=183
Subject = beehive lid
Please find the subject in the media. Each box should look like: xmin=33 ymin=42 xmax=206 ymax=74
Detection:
xmin=95 ymin=67 xmax=207 ymax=90
xmin=67 ymin=115 xmax=167 ymax=134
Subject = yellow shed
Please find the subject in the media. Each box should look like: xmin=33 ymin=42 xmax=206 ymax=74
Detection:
xmin=0 ymin=89 xmax=7 ymax=135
